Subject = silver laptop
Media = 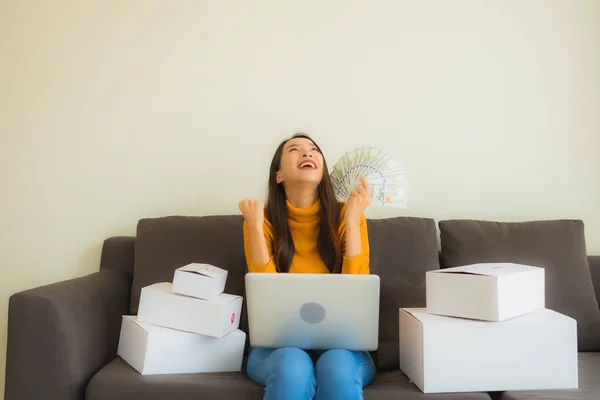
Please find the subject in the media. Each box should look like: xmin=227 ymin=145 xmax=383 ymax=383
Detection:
xmin=244 ymin=273 xmax=380 ymax=351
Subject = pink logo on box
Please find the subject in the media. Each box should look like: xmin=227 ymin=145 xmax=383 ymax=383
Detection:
xmin=230 ymin=313 xmax=235 ymax=324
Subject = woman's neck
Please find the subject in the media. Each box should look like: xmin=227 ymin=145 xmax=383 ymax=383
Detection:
xmin=284 ymin=185 xmax=319 ymax=208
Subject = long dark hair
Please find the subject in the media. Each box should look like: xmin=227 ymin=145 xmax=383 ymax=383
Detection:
xmin=266 ymin=133 xmax=342 ymax=273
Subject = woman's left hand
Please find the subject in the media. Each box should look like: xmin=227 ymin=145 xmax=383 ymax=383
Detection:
xmin=345 ymin=177 xmax=371 ymax=226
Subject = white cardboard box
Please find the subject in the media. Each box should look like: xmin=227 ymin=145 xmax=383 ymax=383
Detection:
xmin=117 ymin=315 xmax=246 ymax=375
xmin=172 ymin=263 xmax=228 ymax=300
xmin=426 ymin=263 xmax=545 ymax=321
xmin=137 ymin=282 xmax=243 ymax=338
xmin=399 ymin=308 xmax=578 ymax=394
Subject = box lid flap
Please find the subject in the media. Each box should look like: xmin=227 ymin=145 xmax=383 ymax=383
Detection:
xmin=211 ymin=293 xmax=242 ymax=305
xmin=401 ymin=308 xmax=467 ymax=325
xmin=430 ymin=263 xmax=541 ymax=277
xmin=143 ymin=282 xmax=173 ymax=293
xmin=401 ymin=308 xmax=573 ymax=326
xmin=123 ymin=315 xmax=179 ymax=333
xmin=402 ymin=308 xmax=487 ymax=326
xmin=178 ymin=263 xmax=227 ymax=278
xmin=142 ymin=282 xmax=240 ymax=303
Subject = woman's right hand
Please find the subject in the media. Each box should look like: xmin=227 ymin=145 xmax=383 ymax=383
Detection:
xmin=238 ymin=199 xmax=265 ymax=229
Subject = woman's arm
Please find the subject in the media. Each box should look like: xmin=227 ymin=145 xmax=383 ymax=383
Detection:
xmin=340 ymin=177 xmax=371 ymax=274
xmin=341 ymin=213 xmax=370 ymax=274
xmin=243 ymin=220 xmax=277 ymax=273
xmin=344 ymin=218 xmax=363 ymax=258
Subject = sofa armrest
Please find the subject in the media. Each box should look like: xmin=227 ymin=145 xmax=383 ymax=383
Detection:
xmin=5 ymin=269 xmax=131 ymax=400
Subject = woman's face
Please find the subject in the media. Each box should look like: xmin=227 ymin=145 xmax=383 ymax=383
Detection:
xmin=276 ymin=137 xmax=324 ymax=186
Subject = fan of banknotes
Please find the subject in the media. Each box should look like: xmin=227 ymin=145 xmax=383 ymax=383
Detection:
xmin=330 ymin=146 xmax=407 ymax=207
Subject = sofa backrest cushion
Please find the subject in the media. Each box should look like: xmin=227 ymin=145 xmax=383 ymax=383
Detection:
xmin=367 ymin=216 xmax=440 ymax=371
xmin=131 ymin=215 xmax=247 ymax=314
xmin=131 ymin=214 xmax=440 ymax=371
xmin=439 ymin=218 xmax=600 ymax=352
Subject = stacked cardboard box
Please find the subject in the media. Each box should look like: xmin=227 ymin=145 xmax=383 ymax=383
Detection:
xmin=117 ymin=263 xmax=245 ymax=375
xmin=399 ymin=263 xmax=578 ymax=393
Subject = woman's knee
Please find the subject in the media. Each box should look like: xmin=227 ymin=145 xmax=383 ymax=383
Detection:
xmin=316 ymin=349 xmax=360 ymax=383
xmin=265 ymin=347 xmax=316 ymax=399
xmin=315 ymin=350 xmax=375 ymax=399
xmin=269 ymin=347 xmax=315 ymax=381
xmin=247 ymin=347 xmax=274 ymax=386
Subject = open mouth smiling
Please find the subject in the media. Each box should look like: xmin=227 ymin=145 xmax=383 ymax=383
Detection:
xmin=298 ymin=160 xmax=318 ymax=170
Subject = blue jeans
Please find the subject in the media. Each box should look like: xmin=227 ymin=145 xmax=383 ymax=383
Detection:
xmin=247 ymin=347 xmax=376 ymax=400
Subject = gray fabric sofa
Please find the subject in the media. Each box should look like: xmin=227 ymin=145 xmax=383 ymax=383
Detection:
xmin=5 ymin=214 xmax=600 ymax=400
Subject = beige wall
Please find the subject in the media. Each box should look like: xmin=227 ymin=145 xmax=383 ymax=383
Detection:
xmin=1 ymin=0 xmax=599 ymax=396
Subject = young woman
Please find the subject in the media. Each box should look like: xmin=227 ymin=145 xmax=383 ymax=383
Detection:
xmin=238 ymin=133 xmax=375 ymax=400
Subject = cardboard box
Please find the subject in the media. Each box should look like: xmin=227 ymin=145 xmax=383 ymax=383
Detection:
xmin=172 ymin=263 xmax=227 ymax=300
xmin=399 ymin=308 xmax=578 ymax=394
xmin=426 ymin=263 xmax=545 ymax=321
xmin=137 ymin=282 xmax=242 ymax=338
xmin=117 ymin=316 xmax=246 ymax=375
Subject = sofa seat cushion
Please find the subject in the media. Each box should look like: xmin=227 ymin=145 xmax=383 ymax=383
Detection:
xmin=364 ymin=370 xmax=492 ymax=399
xmin=86 ymin=357 xmax=263 ymax=400
xmin=87 ymin=358 xmax=493 ymax=400
xmin=494 ymin=352 xmax=600 ymax=400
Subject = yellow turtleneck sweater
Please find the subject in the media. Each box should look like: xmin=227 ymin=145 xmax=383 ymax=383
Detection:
xmin=242 ymin=199 xmax=370 ymax=274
